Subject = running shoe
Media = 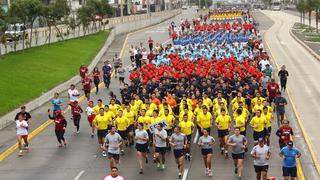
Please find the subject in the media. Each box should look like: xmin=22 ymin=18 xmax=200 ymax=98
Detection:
xmin=205 ymin=168 xmax=209 ymax=175
xmin=208 ymin=170 xmax=212 ymax=177
xmin=178 ymin=172 xmax=182 ymax=179
xmin=102 ymin=151 xmax=107 ymax=157
xmin=139 ymin=169 xmax=143 ymax=174
xmin=234 ymin=167 xmax=238 ymax=174
xmin=91 ymin=133 xmax=94 ymax=138
xmin=157 ymin=163 xmax=161 ymax=169
xmin=161 ymin=164 xmax=165 ymax=170
xmin=18 ymin=150 xmax=23 ymax=156
xmin=145 ymin=157 xmax=148 ymax=164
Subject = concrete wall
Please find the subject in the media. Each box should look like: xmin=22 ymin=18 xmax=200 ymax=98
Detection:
xmin=0 ymin=9 xmax=181 ymax=129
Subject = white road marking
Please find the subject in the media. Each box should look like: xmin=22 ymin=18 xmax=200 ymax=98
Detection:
xmin=182 ymin=168 xmax=189 ymax=180
xmin=193 ymin=130 xmax=199 ymax=144
xmin=74 ymin=170 xmax=85 ymax=180
xmin=162 ymin=38 xmax=172 ymax=46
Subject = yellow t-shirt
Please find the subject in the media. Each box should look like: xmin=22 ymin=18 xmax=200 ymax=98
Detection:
xmin=250 ymin=116 xmax=266 ymax=132
xmin=151 ymin=116 xmax=162 ymax=124
xmin=179 ymin=121 xmax=194 ymax=135
xmin=137 ymin=115 xmax=151 ymax=130
xmin=214 ymin=97 xmax=227 ymax=106
xmin=235 ymin=115 xmax=246 ymax=132
xmin=215 ymin=115 xmax=231 ymax=130
xmin=130 ymin=104 xmax=140 ymax=116
xmin=92 ymin=105 xmax=105 ymax=114
xmin=109 ymin=104 xmax=120 ymax=115
xmin=262 ymin=112 xmax=273 ymax=127
xmin=159 ymin=105 xmax=173 ymax=117
xmin=203 ymin=97 xmax=213 ymax=108
xmin=193 ymin=106 xmax=203 ymax=117
xmin=114 ymin=117 xmax=130 ymax=131
xmin=93 ymin=114 xmax=109 ymax=130
xmin=161 ymin=114 xmax=175 ymax=129
xmin=251 ymin=97 xmax=266 ymax=107
xmin=252 ymin=104 xmax=264 ymax=113
xmin=134 ymin=99 xmax=143 ymax=108
xmin=146 ymin=109 xmax=153 ymax=117
xmin=179 ymin=111 xmax=194 ymax=122
xmin=124 ymin=110 xmax=135 ymax=125
xmin=197 ymin=112 xmax=212 ymax=129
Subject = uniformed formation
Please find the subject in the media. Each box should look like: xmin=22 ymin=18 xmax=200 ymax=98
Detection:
xmin=14 ymin=8 xmax=300 ymax=180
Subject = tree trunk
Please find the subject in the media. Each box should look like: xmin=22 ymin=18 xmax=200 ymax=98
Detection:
xmin=54 ymin=25 xmax=64 ymax=41
xmin=300 ymin=11 xmax=302 ymax=24
xmin=29 ymin=19 xmax=35 ymax=48
xmin=303 ymin=11 xmax=305 ymax=25
xmin=22 ymin=31 xmax=25 ymax=50
xmin=48 ymin=26 xmax=52 ymax=44
xmin=317 ymin=8 xmax=319 ymax=33
xmin=309 ymin=10 xmax=311 ymax=28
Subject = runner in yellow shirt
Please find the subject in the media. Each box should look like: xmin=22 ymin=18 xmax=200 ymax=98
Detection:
xmin=161 ymin=109 xmax=175 ymax=136
xmin=93 ymin=108 xmax=109 ymax=157
xmin=179 ymin=114 xmax=194 ymax=161
xmin=124 ymin=105 xmax=136 ymax=147
xmin=215 ymin=108 xmax=232 ymax=158
xmin=151 ymin=110 xmax=162 ymax=124
xmin=250 ymin=110 xmax=267 ymax=145
xmin=92 ymin=99 xmax=105 ymax=115
xmin=137 ymin=109 xmax=152 ymax=146
xmin=252 ymin=99 xmax=264 ymax=113
xmin=234 ymin=108 xmax=246 ymax=136
xmin=197 ymin=106 xmax=213 ymax=135
xmin=203 ymin=92 xmax=213 ymax=109
xmin=179 ymin=106 xmax=195 ymax=122
xmin=109 ymin=99 xmax=121 ymax=116
xmin=262 ymin=106 xmax=274 ymax=146
xmin=114 ymin=110 xmax=130 ymax=153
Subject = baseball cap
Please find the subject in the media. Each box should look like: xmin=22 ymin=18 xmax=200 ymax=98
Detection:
xmin=55 ymin=110 xmax=62 ymax=114
xmin=287 ymin=141 xmax=294 ymax=146
xmin=258 ymin=138 xmax=264 ymax=143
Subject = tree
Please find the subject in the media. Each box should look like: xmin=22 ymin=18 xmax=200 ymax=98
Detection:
xmin=25 ymin=0 xmax=43 ymax=48
xmin=306 ymin=0 xmax=315 ymax=28
xmin=9 ymin=0 xmax=28 ymax=50
xmin=77 ymin=5 xmax=93 ymax=35
xmin=86 ymin=0 xmax=113 ymax=31
xmin=42 ymin=0 xmax=70 ymax=44
xmin=297 ymin=0 xmax=307 ymax=25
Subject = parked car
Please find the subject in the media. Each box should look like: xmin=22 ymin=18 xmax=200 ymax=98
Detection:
xmin=5 ymin=23 xmax=28 ymax=41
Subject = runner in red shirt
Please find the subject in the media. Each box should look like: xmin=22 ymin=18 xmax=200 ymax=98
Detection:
xmin=276 ymin=120 xmax=293 ymax=150
xmin=48 ymin=109 xmax=67 ymax=147
xmin=267 ymin=79 xmax=279 ymax=105
xmin=79 ymin=65 xmax=88 ymax=79
xmin=70 ymin=101 xmax=83 ymax=134
xmin=82 ymin=75 xmax=92 ymax=100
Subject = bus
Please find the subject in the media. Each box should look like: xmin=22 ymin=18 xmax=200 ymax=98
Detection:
xmin=271 ymin=0 xmax=281 ymax=10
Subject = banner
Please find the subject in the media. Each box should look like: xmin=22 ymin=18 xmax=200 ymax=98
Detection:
xmin=148 ymin=120 xmax=168 ymax=133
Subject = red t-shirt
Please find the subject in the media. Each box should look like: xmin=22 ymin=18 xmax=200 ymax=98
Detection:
xmin=82 ymin=78 xmax=92 ymax=91
xmin=277 ymin=127 xmax=293 ymax=144
xmin=267 ymin=82 xmax=279 ymax=97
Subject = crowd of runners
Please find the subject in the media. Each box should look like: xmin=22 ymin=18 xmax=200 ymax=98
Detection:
xmin=14 ymin=8 xmax=300 ymax=180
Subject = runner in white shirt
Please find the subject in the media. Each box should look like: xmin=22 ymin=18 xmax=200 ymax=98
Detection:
xmin=16 ymin=114 xmax=29 ymax=156
xmin=86 ymin=100 xmax=95 ymax=137
xmin=103 ymin=167 xmax=126 ymax=180
xmin=67 ymin=84 xmax=80 ymax=103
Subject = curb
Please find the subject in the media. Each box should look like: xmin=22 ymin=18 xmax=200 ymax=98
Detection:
xmin=0 ymin=9 xmax=181 ymax=130
xmin=289 ymin=28 xmax=320 ymax=62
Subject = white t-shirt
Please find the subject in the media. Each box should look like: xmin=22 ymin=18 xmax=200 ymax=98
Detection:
xmin=259 ymin=59 xmax=270 ymax=71
xmin=16 ymin=120 xmax=28 ymax=135
xmin=86 ymin=106 xmax=93 ymax=116
xmin=251 ymin=145 xmax=270 ymax=166
xmin=68 ymin=89 xmax=79 ymax=102
xmin=103 ymin=175 xmax=126 ymax=180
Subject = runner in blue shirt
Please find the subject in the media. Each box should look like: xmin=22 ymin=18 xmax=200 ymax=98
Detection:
xmin=280 ymin=141 xmax=301 ymax=180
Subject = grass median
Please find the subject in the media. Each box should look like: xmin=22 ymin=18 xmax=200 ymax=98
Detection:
xmin=0 ymin=30 xmax=110 ymax=116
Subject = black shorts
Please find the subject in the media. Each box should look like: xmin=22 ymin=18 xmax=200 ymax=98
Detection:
xmin=127 ymin=124 xmax=135 ymax=133
xmin=218 ymin=129 xmax=229 ymax=138
xmin=97 ymin=129 xmax=108 ymax=139
xmin=173 ymin=149 xmax=185 ymax=159
xmin=232 ymin=152 xmax=245 ymax=160
xmin=108 ymin=152 xmax=120 ymax=161
xmin=282 ymin=166 xmax=297 ymax=177
xmin=135 ymin=143 xmax=148 ymax=153
xmin=118 ymin=130 xmax=128 ymax=140
xmin=264 ymin=127 xmax=272 ymax=137
xmin=186 ymin=135 xmax=192 ymax=144
xmin=155 ymin=147 xmax=166 ymax=155
xmin=119 ymin=77 xmax=124 ymax=81
xmin=201 ymin=148 xmax=213 ymax=156
xmin=253 ymin=131 xmax=265 ymax=141
xmin=84 ymin=90 xmax=90 ymax=94
xmin=254 ymin=165 xmax=269 ymax=173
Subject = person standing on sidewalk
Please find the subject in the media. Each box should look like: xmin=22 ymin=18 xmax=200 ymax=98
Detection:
xmin=278 ymin=65 xmax=289 ymax=91
xmin=251 ymin=138 xmax=271 ymax=180
xmin=280 ymin=141 xmax=301 ymax=180
xmin=102 ymin=61 xmax=112 ymax=88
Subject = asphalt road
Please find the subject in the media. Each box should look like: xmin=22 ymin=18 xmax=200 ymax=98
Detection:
xmin=260 ymin=10 xmax=320 ymax=179
xmin=0 ymin=9 xmax=317 ymax=180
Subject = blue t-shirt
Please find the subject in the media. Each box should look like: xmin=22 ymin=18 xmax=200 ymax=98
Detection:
xmin=52 ymin=98 xmax=62 ymax=111
xmin=280 ymin=147 xmax=301 ymax=167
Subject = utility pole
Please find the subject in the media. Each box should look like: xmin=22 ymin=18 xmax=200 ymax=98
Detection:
xmin=120 ymin=0 xmax=124 ymax=21
xmin=147 ymin=0 xmax=151 ymax=15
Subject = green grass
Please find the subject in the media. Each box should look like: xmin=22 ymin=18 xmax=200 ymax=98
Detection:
xmin=0 ymin=30 xmax=110 ymax=116
xmin=308 ymin=36 xmax=320 ymax=42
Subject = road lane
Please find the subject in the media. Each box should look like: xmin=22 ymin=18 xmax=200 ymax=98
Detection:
xmin=260 ymin=10 xmax=320 ymax=179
